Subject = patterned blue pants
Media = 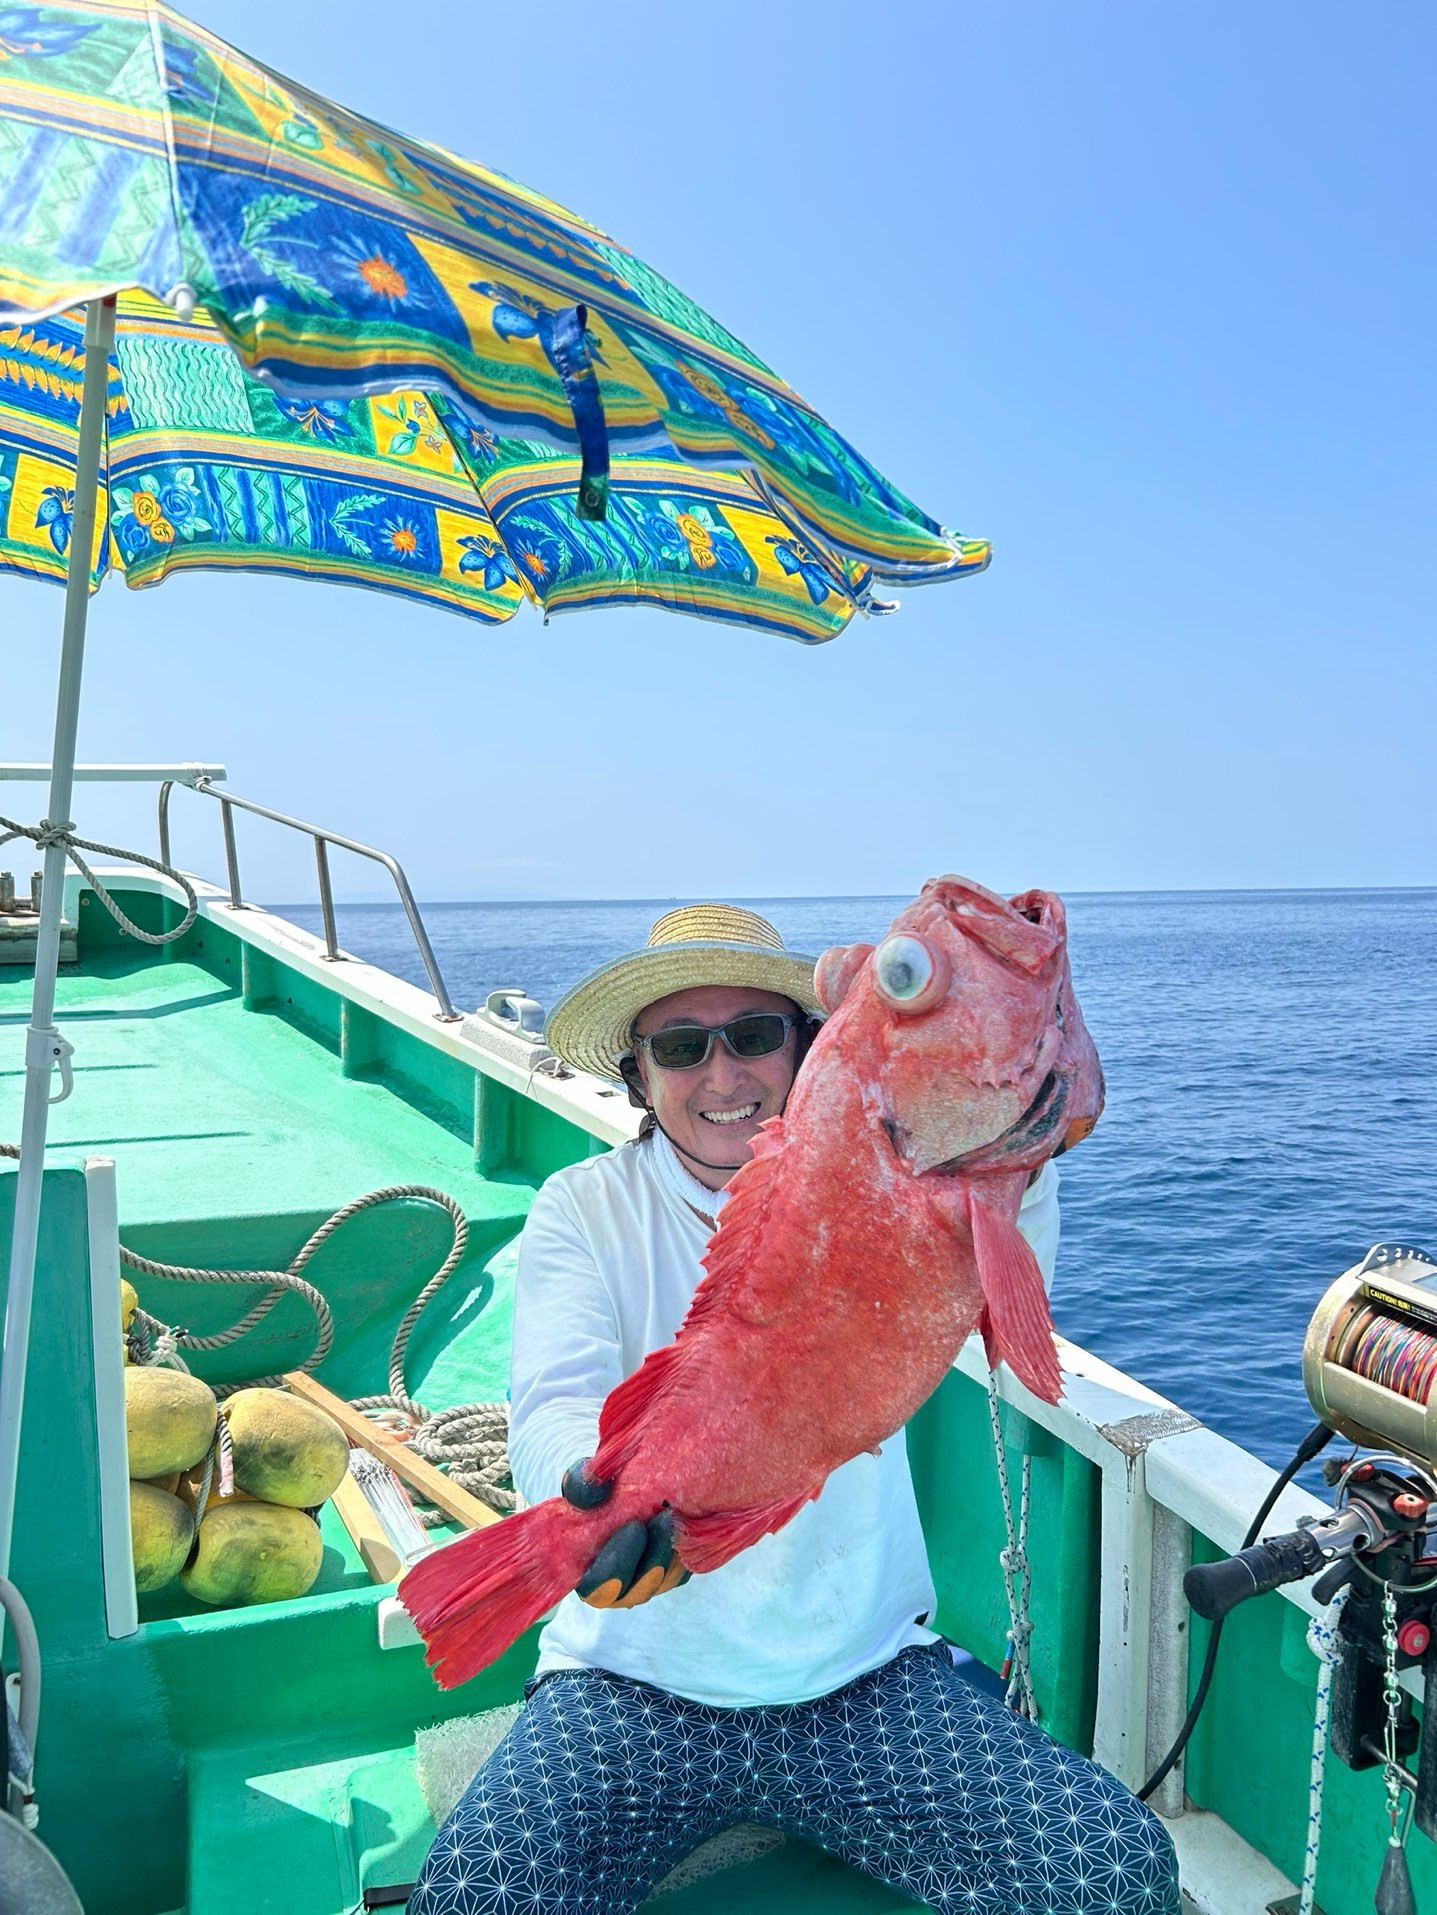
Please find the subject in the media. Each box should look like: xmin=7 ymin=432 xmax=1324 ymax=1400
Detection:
xmin=410 ymin=1644 xmax=1178 ymax=1915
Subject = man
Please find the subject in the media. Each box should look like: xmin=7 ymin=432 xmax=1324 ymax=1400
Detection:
xmin=411 ymin=905 xmax=1177 ymax=1915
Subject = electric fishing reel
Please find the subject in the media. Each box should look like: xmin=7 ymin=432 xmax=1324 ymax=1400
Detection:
xmin=1176 ymin=1243 xmax=1437 ymax=1867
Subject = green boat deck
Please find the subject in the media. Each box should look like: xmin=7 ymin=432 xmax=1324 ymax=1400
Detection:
xmin=2 ymin=880 xmax=1432 ymax=1915
xmin=1 ymin=944 xmax=510 ymax=1228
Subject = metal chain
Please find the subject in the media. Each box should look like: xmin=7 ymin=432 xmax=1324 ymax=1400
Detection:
xmin=986 ymin=1371 xmax=1038 ymax=1719
xmin=0 ymin=815 xmax=198 ymax=945
xmin=1382 ymin=1583 xmax=1411 ymax=1848
xmin=1299 ymin=1583 xmax=1350 ymax=1915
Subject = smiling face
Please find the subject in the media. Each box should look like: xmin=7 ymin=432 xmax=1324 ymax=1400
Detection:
xmin=632 ymin=984 xmax=802 ymax=1191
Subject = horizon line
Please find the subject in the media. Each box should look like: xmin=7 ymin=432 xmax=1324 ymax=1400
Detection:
xmin=267 ymin=882 xmax=1437 ymax=909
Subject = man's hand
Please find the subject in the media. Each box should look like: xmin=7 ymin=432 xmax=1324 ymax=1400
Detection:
xmin=561 ymin=1457 xmax=691 ymax=1610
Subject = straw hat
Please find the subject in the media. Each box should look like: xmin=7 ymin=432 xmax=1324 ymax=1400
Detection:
xmin=546 ymin=903 xmax=821 ymax=1082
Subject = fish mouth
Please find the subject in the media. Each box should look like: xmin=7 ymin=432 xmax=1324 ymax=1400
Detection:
xmin=921 ymin=1070 xmax=1066 ymax=1175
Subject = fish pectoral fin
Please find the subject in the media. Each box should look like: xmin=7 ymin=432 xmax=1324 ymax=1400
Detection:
xmin=968 ymin=1187 xmax=1063 ymax=1405
xmin=674 ymin=1489 xmax=814 ymax=1575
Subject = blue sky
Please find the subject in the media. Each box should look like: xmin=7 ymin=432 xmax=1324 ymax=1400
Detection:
xmin=6 ymin=1 xmax=1433 ymax=902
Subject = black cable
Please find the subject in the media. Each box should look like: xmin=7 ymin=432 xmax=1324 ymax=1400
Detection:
xmin=1138 ymin=1420 xmax=1335 ymax=1802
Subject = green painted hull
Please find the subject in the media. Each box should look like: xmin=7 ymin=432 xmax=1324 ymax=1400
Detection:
xmin=0 ymin=886 xmax=1427 ymax=1913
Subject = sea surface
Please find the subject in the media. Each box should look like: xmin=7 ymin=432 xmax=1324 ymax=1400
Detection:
xmin=281 ymin=890 xmax=1437 ymax=1483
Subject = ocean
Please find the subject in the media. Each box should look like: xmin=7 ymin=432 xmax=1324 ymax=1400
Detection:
xmin=282 ymin=889 xmax=1437 ymax=1482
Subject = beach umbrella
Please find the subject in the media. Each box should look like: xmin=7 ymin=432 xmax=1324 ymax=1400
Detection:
xmin=1 ymin=291 xmax=965 ymax=645
xmin=0 ymin=0 xmax=991 ymax=1569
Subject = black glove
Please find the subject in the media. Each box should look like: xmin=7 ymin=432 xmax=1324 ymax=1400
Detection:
xmin=561 ymin=1457 xmax=691 ymax=1611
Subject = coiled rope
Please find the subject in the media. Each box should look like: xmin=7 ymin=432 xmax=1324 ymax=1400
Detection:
xmin=0 ymin=835 xmax=511 ymax=1513
xmin=0 ymin=816 xmax=199 ymax=946
xmin=0 ymin=1146 xmax=513 ymax=1516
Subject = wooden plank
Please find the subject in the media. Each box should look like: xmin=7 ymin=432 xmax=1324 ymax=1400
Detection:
xmin=282 ymin=1371 xmax=503 ymax=1532
xmin=331 ymin=1467 xmax=403 ymax=1585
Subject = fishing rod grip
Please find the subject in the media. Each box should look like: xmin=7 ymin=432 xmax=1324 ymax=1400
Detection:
xmin=1184 ymin=1527 xmax=1326 ymax=1622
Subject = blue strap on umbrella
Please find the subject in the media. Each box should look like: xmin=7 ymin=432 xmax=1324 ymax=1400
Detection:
xmin=549 ymin=304 xmax=610 ymax=521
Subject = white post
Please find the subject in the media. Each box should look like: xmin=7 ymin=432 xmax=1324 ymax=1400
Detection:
xmin=85 ymin=1158 xmax=137 ymax=1639
xmin=0 ymin=294 xmax=115 ymax=1577
xmin=1091 ymin=1449 xmax=1157 ymax=1790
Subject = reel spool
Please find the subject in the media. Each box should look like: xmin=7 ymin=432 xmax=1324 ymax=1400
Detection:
xmin=1305 ymin=1245 xmax=1437 ymax=1463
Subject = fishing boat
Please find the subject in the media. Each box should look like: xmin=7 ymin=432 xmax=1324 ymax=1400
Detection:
xmin=2 ymin=7 xmax=1431 ymax=1912
xmin=1 ymin=771 xmax=1432 ymax=1915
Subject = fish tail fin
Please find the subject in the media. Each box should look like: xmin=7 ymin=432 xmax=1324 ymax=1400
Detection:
xmin=969 ymin=1187 xmax=1063 ymax=1404
xmin=399 ymin=1497 xmax=599 ymax=1690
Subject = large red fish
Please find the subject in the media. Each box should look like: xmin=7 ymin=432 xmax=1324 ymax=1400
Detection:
xmin=402 ymin=876 xmax=1104 ymax=1686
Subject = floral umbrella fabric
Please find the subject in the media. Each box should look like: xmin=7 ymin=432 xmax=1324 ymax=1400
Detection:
xmin=0 ymin=0 xmax=989 ymax=643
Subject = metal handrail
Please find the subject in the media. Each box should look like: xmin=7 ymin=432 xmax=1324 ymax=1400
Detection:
xmin=157 ymin=778 xmax=460 ymax=1022
xmin=0 ymin=762 xmax=225 ymax=785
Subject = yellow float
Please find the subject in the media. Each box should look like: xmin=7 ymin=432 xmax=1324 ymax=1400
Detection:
xmin=181 ymin=1501 xmax=323 ymax=1606
xmin=129 ymin=1482 xmax=194 ymax=1594
xmin=124 ymin=1366 xmax=218 ymax=1479
xmin=222 ymin=1388 xmax=348 ymax=1508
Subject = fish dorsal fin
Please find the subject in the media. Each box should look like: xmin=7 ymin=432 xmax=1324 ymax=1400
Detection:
xmin=590 ymin=1118 xmax=790 ymax=1484
xmin=698 ymin=1116 xmax=791 ymax=1328
xmin=968 ymin=1184 xmax=1063 ymax=1404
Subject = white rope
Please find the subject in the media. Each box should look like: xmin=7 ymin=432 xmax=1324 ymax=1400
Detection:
xmin=405 ymin=1404 xmax=513 ymax=1518
xmin=987 ymin=1370 xmax=1038 ymax=1719
xmin=119 ymin=1222 xmax=345 ymax=1390
xmin=190 ymin=1414 xmax=234 ymax=1520
xmin=128 ymin=1307 xmax=190 ymax=1372
xmin=0 ymin=815 xmax=198 ymax=945
xmin=1300 ymin=1583 xmax=1351 ymax=1915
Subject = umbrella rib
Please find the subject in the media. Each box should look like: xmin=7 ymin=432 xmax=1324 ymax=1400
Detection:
xmin=143 ymin=0 xmax=193 ymax=318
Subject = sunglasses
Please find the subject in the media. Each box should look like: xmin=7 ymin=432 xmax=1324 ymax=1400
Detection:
xmin=633 ymin=1012 xmax=799 ymax=1072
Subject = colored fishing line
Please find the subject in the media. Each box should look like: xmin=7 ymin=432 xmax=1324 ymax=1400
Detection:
xmin=1342 ymin=1308 xmax=1437 ymax=1408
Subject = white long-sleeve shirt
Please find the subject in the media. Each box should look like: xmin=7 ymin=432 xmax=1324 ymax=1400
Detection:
xmin=508 ymin=1132 xmax=1060 ymax=1708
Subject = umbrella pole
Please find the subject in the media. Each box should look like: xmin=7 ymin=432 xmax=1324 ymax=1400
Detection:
xmin=0 ymin=294 xmax=115 ymax=1578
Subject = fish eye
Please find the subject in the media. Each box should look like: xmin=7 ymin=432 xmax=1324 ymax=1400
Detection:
xmin=872 ymin=935 xmax=948 ymax=1014
xmin=875 ymin=936 xmax=932 ymax=1000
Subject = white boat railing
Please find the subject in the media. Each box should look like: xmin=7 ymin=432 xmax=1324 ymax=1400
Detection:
xmin=155 ymin=776 xmax=462 ymax=1023
xmin=1 ymin=761 xmax=462 ymax=1023
xmin=0 ymin=763 xmax=226 ymax=786
xmin=963 ymin=1333 xmax=1383 ymax=1913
